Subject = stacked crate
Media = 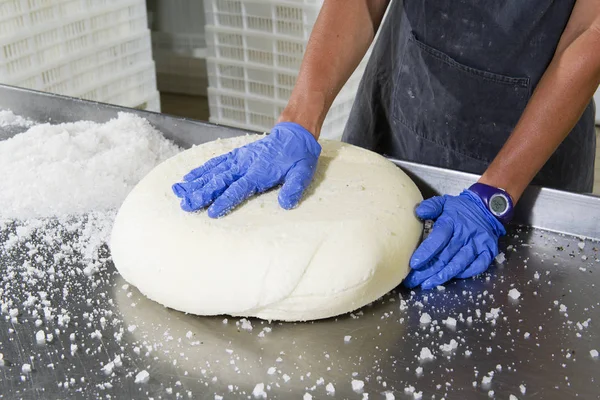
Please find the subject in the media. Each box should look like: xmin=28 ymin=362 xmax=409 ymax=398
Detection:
xmin=203 ymin=0 xmax=370 ymax=140
xmin=0 ymin=0 xmax=160 ymax=112
xmin=147 ymin=0 xmax=208 ymax=96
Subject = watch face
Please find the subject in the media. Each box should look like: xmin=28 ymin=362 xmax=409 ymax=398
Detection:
xmin=490 ymin=194 xmax=508 ymax=215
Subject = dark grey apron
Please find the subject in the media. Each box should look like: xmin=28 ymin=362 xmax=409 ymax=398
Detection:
xmin=342 ymin=0 xmax=596 ymax=193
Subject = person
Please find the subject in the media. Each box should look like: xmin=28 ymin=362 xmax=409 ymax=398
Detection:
xmin=172 ymin=0 xmax=599 ymax=290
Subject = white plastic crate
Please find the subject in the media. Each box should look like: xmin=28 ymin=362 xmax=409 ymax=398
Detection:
xmin=0 ymin=0 xmax=143 ymax=38
xmin=207 ymin=86 xmax=356 ymax=140
xmin=75 ymin=62 xmax=157 ymax=104
xmin=0 ymin=2 xmax=149 ymax=81
xmin=205 ymin=24 xmax=307 ymax=70
xmin=206 ymin=56 xmax=365 ymax=102
xmin=204 ymin=0 xmax=320 ymax=40
xmin=9 ymin=30 xmax=152 ymax=92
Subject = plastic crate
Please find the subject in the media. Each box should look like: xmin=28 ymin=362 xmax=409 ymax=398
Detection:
xmin=0 ymin=0 xmax=134 ymax=38
xmin=207 ymin=86 xmax=356 ymax=140
xmin=7 ymin=30 xmax=152 ymax=91
xmin=207 ymin=56 xmax=365 ymax=102
xmin=205 ymin=25 xmax=306 ymax=70
xmin=204 ymin=0 xmax=320 ymax=40
xmin=67 ymin=62 xmax=157 ymax=109
xmin=0 ymin=2 xmax=149 ymax=80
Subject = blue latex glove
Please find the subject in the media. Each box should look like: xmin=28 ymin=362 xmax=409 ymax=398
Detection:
xmin=403 ymin=190 xmax=506 ymax=290
xmin=172 ymin=122 xmax=321 ymax=218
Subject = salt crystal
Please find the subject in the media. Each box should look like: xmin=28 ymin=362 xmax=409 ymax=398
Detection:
xmin=495 ymin=252 xmax=506 ymax=264
xmin=520 ymin=384 xmax=526 ymax=394
xmin=351 ymin=379 xmax=364 ymax=392
xmin=239 ymin=318 xmax=253 ymax=331
xmin=413 ymin=392 xmax=423 ymax=400
xmin=419 ymin=347 xmax=435 ymax=361
xmin=443 ymin=317 xmax=457 ymax=328
xmin=508 ymin=288 xmax=521 ymax=300
xmin=415 ymin=366 xmax=423 ymax=376
xmin=267 ymin=367 xmax=276 ymax=375
xmin=252 ymin=383 xmax=267 ymax=398
xmin=36 ymin=330 xmax=45 ymax=344
xmin=404 ymin=385 xmax=415 ymax=394
xmin=590 ymin=349 xmax=599 ymax=358
xmin=385 ymin=391 xmax=395 ymax=400
xmin=440 ymin=339 xmax=458 ymax=353
xmin=22 ymin=364 xmax=31 ymax=373
xmin=344 ymin=335 xmax=352 ymax=343
xmin=509 ymin=395 xmax=518 ymax=400
xmin=283 ymin=374 xmax=291 ymax=382
xmin=419 ymin=313 xmax=432 ymax=324
xmin=578 ymin=242 xmax=585 ymax=250
xmin=559 ymin=304 xmax=567 ymax=313
xmin=135 ymin=370 xmax=150 ymax=384
xmin=303 ymin=393 xmax=312 ymax=400
xmin=436 ymin=285 xmax=446 ymax=292
xmin=326 ymin=383 xmax=335 ymax=394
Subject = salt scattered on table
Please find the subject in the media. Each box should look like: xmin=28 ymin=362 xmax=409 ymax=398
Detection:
xmin=508 ymin=288 xmax=521 ymax=300
xmin=351 ymin=379 xmax=364 ymax=392
xmin=252 ymin=383 xmax=267 ymax=398
xmin=419 ymin=347 xmax=435 ymax=361
xmin=419 ymin=313 xmax=432 ymax=324
xmin=590 ymin=349 xmax=599 ymax=358
xmin=135 ymin=370 xmax=150 ymax=384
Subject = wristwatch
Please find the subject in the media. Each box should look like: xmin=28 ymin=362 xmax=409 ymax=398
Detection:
xmin=468 ymin=182 xmax=514 ymax=225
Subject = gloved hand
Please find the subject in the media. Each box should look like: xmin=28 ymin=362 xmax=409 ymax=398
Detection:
xmin=172 ymin=122 xmax=321 ymax=218
xmin=403 ymin=190 xmax=506 ymax=290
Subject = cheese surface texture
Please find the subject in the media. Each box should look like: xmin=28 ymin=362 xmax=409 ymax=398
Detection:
xmin=110 ymin=135 xmax=423 ymax=321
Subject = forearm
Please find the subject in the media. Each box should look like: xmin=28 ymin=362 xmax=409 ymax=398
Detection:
xmin=480 ymin=14 xmax=600 ymax=202
xmin=279 ymin=0 xmax=389 ymax=139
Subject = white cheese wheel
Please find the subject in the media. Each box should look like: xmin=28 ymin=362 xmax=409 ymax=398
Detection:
xmin=110 ymin=135 xmax=423 ymax=321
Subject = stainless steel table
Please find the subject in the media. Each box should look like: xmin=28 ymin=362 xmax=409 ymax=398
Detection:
xmin=0 ymin=85 xmax=599 ymax=400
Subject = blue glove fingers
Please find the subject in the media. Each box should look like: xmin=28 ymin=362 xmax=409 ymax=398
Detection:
xmin=402 ymin=260 xmax=447 ymax=289
xmin=183 ymin=154 xmax=229 ymax=182
xmin=173 ymin=162 xmax=232 ymax=198
xmin=454 ymin=251 xmax=493 ymax=279
xmin=420 ymin=245 xmax=477 ymax=290
xmin=409 ymin=218 xmax=454 ymax=270
xmin=415 ymin=196 xmax=447 ymax=220
xmin=278 ymin=161 xmax=316 ymax=210
xmin=180 ymin=170 xmax=239 ymax=212
xmin=207 ymin=177 xmax=257 ymax=218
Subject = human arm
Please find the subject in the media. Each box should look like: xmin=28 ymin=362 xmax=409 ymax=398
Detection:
xmin=406 ymin=0 xmax=600 ymax=289
xmin=172 ymin=0 xmax=390 ymax=217
xmin=279 ymin=0 xmax=390 ymax=138
xmin=479 ymin=0 xmax=600 ymax=202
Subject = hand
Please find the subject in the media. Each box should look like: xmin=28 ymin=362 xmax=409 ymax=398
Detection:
xmin=403 ymin=190 xmax=506 ymax=290
xmin=172 ymin=122 xmax=321 ymax=218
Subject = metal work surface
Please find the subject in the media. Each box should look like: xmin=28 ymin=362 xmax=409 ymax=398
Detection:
xmin=0 ymin=85 xmax=599 ymax=399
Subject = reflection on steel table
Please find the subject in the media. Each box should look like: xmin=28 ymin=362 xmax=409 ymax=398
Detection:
xmin=1 ymin=220 xmax=598 ymax=399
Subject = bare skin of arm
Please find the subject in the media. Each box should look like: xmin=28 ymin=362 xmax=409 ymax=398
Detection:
xmin=479 ymin=0 xmax=600 ymax=202
xmin=278 ymin=0 xmax=390 ymax=138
